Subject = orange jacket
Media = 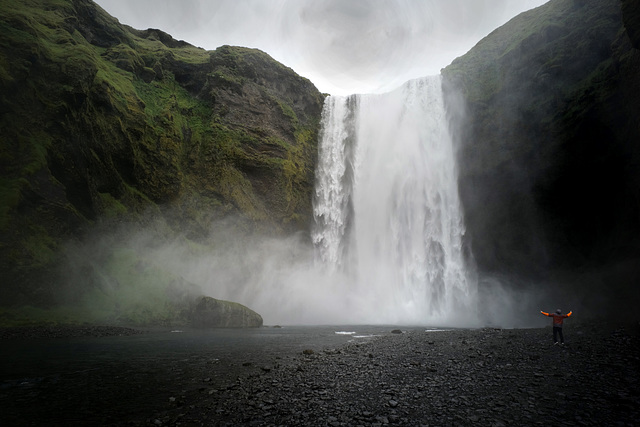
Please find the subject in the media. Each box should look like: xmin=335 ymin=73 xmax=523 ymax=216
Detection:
xmin=541 ymin=311 xmax=572 ymax=327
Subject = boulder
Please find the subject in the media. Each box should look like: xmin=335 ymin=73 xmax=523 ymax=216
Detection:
xmin=190 ymin=296 xmax=263 ymax=328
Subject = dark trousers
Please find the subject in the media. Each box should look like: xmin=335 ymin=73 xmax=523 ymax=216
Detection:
xmin=553 ymin=326 xmax=564 ymax=343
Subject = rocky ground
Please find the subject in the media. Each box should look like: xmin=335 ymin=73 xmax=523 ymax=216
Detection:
xmin=1 ymin=321 xmax=639 ymax=426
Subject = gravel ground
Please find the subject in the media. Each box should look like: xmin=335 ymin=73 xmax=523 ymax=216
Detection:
xmin=1 ymin=321 xmax=639 ymax=426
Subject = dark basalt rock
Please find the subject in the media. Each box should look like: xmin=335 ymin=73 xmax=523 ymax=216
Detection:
xmin=622 ymin=0 xmax=640 ymax=49
xmin=442 ymin=0 xmax=640 ymax=311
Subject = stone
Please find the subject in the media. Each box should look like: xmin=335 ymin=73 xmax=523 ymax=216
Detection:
xmin=190 ymin=296 xmax=263 ymax=328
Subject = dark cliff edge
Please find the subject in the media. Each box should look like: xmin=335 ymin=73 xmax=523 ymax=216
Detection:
xmin=442 ymin=0 xmax=640 ymax=314
xmin=0 ymin=0 xmax=324 ymax=324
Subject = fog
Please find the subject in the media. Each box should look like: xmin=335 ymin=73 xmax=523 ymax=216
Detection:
xmin=61 ymin=221 xmax=419 ymax=326
xmin=136 ymin=225 xmax=362 ymax=325
xmin=61 ymin=216 xmax=562 ymax=328
xmin=58 ymin=75 xmax=562 ymax=329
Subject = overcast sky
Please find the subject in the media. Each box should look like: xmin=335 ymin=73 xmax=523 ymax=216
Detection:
xmin=95 ymin=0 xmax=548 ymax=95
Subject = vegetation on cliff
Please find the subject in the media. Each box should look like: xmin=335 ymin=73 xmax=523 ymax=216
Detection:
xmin=442 ymin=0 xmax=640 ymax=309
xmin=0 ymin=0 xmax=324 ymax=323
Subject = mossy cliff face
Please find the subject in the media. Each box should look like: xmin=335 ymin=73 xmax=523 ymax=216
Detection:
xmin=443 ymin=0 xmax=640 ymax=293
xmin=0 ymin=0 xmax=324 ymax=308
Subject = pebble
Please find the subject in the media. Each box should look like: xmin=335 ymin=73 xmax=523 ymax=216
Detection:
xmin=138 ymin=322 xmax=640 ymax=426
xmin=2 ymin=322 xmax=639 ymax=426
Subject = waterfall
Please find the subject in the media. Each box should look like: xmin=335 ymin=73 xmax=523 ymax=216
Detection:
xmin=312 ymin=75 xmax=476 ymax=325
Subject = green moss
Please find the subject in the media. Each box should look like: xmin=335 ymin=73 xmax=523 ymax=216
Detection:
xmin=103 ymin=42 xmax=144 ymax=72
xmin=24 ymin=131 xmax=52 ymax=174
xmin=279 ymin=129 xmax=314 ymax=225
xmin=209 ymin=69 xmax=244 ymax=90
xmin=0 ymin=305 xmax=99 ymax=327
xmin=216 ymin=165 xmax=266 ymax=220
xmin=132 ymin=74 xmax=212 ymax=152
xmin=279 ymin=101 xmax=299 ymax=125
xmin=0 ymin=0 xmax=324 ymax=309
xmin=22 ymin=225 xmax=57 ymax=266
xmin=0 ymin=178 xmax=23 ymax=229
xmin=0 ymin=51 xmax=11 ymax=82
xmin=131 ymin=32 xmax=209 ymax=65
xmin=210 ymin=44 xmax=242 ymax=67
xmin=93 ymin=67 xmax=138 ymax=112
xmin=97 ymin=192 xmax=128 ymax=218
xmin=72 ymin=247 xmax=196 ymax=325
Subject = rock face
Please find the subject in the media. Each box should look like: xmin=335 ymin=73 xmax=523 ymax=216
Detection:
xmin=442 ymin=0 xmax=640 ymax=306
xmin=0 ymin=0 xmax=324 ymax=307
xmin=623 ymin=0 xmax=640 ymax=49
xmin=190 ymin=296 xmax=263 ymax=328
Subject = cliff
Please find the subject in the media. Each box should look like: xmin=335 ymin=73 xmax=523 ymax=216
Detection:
xmin=0 ymin=0 xmax=324 ymax=320
xmin=442 ymin=0 xmax=640 ymax=307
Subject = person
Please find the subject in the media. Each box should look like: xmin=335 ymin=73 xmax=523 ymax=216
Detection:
xmin=540 ymin=309 xmax=573 ymax=345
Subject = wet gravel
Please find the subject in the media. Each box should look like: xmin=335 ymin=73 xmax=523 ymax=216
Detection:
xmin=1 ymin=322 xmax=639 ymax=426
xmin=152 ymin=323 xmax=639 ymax=427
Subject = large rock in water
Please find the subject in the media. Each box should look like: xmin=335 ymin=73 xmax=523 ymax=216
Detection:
xmin=441 ymin=0 xmax=640 ymax=308
xmin=190 ymin=296 xmax=263 ymax=328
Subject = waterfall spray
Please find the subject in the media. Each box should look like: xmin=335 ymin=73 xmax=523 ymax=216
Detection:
xmin=149 ymin=75 xmax=478 ymax=326
xmin=312 ymin=75 xmax=477 ymax=325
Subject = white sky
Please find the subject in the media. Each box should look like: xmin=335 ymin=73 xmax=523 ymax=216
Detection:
xmin=95 ymin=0 xmax=548 ymax=95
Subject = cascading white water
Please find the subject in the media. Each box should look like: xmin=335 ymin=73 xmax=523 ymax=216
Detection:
xmin=148 ymin=74 xmax=478 ymax=326
xmin=312 ymin=75 xmax=477 ymax=325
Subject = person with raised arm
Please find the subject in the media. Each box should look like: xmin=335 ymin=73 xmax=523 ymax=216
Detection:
xmin=541 ymin=308 xmax=573 ymax=345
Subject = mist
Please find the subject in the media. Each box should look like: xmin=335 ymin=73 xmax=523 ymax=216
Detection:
xmin=60 ymin=216 xmax=562 ymax=328
xmin=60 ymin=219 xmax=414 ymax=326
xmin=149 ymin=226 xmax=364 ymax=325
xmin=57 ymin=75 xmax=558 ymax=329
